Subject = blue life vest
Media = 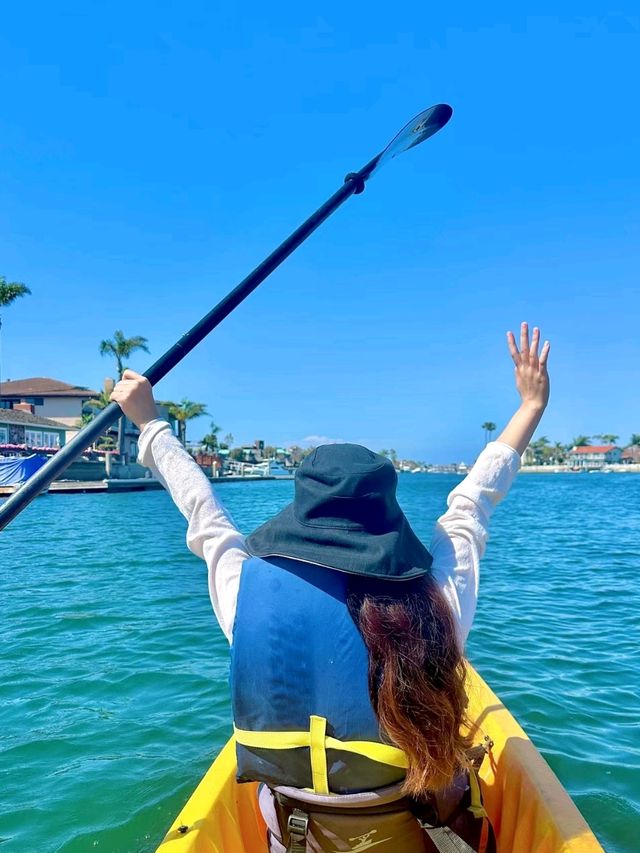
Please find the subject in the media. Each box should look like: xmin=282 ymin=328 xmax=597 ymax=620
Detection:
xmin=230 ymin=556 xmax=408 ymax=794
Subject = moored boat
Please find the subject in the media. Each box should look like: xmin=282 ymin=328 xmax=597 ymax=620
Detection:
xmin=0 ymin=454 xmax=50 ymax=496
xmin=155 ymin=665 xmax=603 ymax=852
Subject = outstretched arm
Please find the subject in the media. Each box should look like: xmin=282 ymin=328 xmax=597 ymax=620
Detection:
xmin=498 ymin=322 xmax=550 ymax=456
xmin=110 ymin=370 xmax=248 ymax=643
xmin=430 ymin=321 xmax=551 ymax=646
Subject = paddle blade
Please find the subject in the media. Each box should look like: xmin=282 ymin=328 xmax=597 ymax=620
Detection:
xmin=374 ymin=103 xmax=453 ymax=174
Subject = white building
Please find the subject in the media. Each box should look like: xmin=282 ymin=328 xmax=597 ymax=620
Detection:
xmin=567 ymin=445 xmax=622 ymax=470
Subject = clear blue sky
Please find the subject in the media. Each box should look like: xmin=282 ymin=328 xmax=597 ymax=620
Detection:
xmin=1 ymin=4 xmax=639 ymax=462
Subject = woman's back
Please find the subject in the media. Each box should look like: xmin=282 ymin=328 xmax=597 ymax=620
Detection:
xmin=110 ymin=320 xmax=550 ymax=850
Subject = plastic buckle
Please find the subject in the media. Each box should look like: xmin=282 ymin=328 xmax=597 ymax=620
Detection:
xmin=483 ymin=736 xmax=494 ymax=753
xmin=287 ymin=811 xmax=309 ymax=836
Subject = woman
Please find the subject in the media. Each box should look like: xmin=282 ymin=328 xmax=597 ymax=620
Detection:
xmin=112 ymin=322 xmax=550 ymax=852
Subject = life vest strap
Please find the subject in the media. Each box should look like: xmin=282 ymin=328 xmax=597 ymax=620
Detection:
xmin=418 ymin=823 xmax=478 ymax=853
xmin=309 ymin=715 xmax=329 ymax=795
xmin=234 ymin=716 xmax=408 ymax=794
xmin=467 ymin=770 xmax=488 ymax=820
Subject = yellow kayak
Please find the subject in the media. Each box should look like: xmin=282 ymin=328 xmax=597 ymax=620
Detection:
xmin=156 ymin=665 xmax=603 ymax=853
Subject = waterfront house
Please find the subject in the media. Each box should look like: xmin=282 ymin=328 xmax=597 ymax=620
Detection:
xmin=0 ymin=408 xmax=70 ymax=453
xmin=567 ymin=445 xmax=622 ymax=470
xmin=0 ymin=377 xmax=98 ymax=440
xmin=621 ymin=446 xmax=640 ymax=465
xmin=0 ymin=377 xmax=176 ymax=463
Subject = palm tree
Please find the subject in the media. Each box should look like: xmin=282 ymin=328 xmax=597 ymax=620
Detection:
xmin=571 ymin=435 xmax=591 ymax=447
xmin=201 ymin=421 xmax=221 ymax=453
xmin=223 ymin=432 xmax=235 ymax=449
xmin=99 ymin=330 xmax=149 ymax=380
xmin=595 ymin=433 xmax=619 ymax=446
xmin=629 ymin=434 xmax=640 ymax=447
xmin=77 ymin=389 xmax=111 ymax=428
xmin=0 ymin=276 xmax=30 ymax=318
xmin=99 ymin=330 xmax=149 ymax=459
xmin=481 ymin=422 xmax=497 ymax=445
xmin=85 ymin=389 xmax=112 ymax=415
xmin=0 ymin=275 xmax=31 ymax=401
xmin=76 ymin=387 xmax=119 ymax=451
xmin=530 ymin=436 xmax=550 ymax=464
xmin=160 ymin=399 xmax=209 ymax=445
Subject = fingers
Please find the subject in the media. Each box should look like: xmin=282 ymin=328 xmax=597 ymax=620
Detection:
xmin=110 ymin=380 xmax=131 ymax=400
xmin=506 ymin=331 xmax=521 ymax=365
xmin=530 ymin=327 xmax=540 ymax=364
xmin=539 ymin=340 xmax=551 ymax=367
xmin=112 ymin=373 xmax=149 ymax=393
xmin=110 ymin=373 xmax=150 ymax=403
xmin=519 ymin=321 xmax=529 ymax=360
xmin=508 ymin=323 xmax=550 ymax=370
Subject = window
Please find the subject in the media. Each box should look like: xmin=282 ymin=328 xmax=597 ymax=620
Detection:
xmin=25 ymin=430 xmax=60 ymax=447
xmin=43 ymin=431 xmax=61 ymax=447
xmin=26 ymin=397 xmax=44 ymax=406
xmin=0 ymin=427 xmax=8 ymax=442
xmin=25 ymin=430 xmax=42 ymax=446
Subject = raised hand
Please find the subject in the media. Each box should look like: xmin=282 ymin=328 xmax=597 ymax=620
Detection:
xmin=496 ymin=323 xmax=551 ymax=456
xmin=506 ymin=322 xmax=550 ymax=412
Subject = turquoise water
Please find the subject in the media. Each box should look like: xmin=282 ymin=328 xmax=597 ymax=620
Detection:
xmin=1 ymin=473 xmax=639 ymax=852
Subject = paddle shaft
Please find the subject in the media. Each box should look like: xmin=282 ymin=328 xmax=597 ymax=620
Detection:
xmin=0 ymin=159 xmax=378 ymax=531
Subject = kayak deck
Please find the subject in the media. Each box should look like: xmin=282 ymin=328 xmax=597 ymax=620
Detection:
xmin=156 ymin=665 xmax=602 ymax=852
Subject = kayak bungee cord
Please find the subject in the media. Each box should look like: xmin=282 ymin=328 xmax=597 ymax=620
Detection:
xmin=0 ymin=103 xmax=453 ymax=531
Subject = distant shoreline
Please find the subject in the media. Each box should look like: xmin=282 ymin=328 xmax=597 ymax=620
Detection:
xmin=519 ymin=464 xmax=640 ymax=474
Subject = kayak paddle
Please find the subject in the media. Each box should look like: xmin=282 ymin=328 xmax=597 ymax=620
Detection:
xmin=0 ymin=104 xmax=452 ymax=531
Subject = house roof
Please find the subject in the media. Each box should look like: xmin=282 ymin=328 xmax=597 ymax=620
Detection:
xmin=0 ymin=377 xmax=98 ymax=398
xmin=621 ymin=446 xmax=640 ymax=460
xmin=0 ymin=409 xmax=70 ymax=429
xmin=569 ymin=445 xmax=617 ymax=454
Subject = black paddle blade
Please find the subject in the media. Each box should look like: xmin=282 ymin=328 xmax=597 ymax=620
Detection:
xmin=374 ymin=103 xmax=453 ymax=174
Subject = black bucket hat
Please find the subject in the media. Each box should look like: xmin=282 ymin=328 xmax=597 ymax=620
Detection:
xmin=246 ymin=443 xmax=432 ymax=580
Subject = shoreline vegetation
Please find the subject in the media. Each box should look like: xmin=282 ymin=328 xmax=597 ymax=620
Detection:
xmin=519 ymin=433 xmax=640 ymax=474
xmin=520 ymin=464 xmax=640 ymax=474
xmin=1 ymin=318 xmax=639 ymax=481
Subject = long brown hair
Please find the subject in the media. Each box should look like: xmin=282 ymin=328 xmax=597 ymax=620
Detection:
xmin=349 ymin=575 xmax=471 ymax=797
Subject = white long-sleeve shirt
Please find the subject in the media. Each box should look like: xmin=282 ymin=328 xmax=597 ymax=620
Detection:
xmin=138 ymin=422 xmax=520 ymax=648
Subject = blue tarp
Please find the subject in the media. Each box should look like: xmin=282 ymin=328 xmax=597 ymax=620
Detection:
xmin=0 ymin=454 xmax=48 ymax=486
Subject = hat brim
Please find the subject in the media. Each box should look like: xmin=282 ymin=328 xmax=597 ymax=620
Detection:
xmin=246 ymin=502 xmax=432 ymax=581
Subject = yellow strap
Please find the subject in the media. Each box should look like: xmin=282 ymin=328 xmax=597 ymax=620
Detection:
xmin=309 ymin=715 xmax=329 ymax=794
xmin=467 ymin=769 xmax=488 ymax=819
xmin=325 ymin=736 xmax=408 ymax=769
xmin=233 ymin=723 xmax=408 ymax=770
xmin=234 ymin=727 xmax=309 ymax=750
